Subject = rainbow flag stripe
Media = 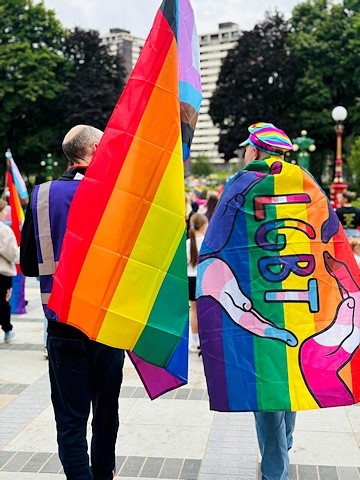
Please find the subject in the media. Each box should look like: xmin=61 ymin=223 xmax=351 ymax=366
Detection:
xmin=48 ymin=0 xmax=201 ymax=398
xmin=5 ymin=151 xmax=29 ymax=202
xmin=5 ymin=156 xmax=25 ymax=245
xmin=197 ymin=157 xmax=360 ymax=411
xmin=5 ymin=151 xmax=28 ymax=310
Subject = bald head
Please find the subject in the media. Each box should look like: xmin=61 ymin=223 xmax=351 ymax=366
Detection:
xmin=62 ymin=125 xmax=103 ymax=165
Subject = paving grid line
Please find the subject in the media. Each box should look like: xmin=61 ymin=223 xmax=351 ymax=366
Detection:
xmin=0 ymin=383 xmax=27 ymax=395
xmin=0 ymin=376 xmax=359 ymax=479
xmin=0 ymin=343 xmax=44 ymax=351
xmin=0 ymin=451 xmax=359 ymax=480
xmin=199 ymin=411 xmax=259 ymax=480
xmin=0 ymin=452 xmax=202 ymax=479
xmin=1 ymin=320 xmax=359 ymax=479
xmin=0 ymin=373 xmax=50 ymax=449
xmin=10 ymin=316 xmax=44 ymax=322
xmin=0 ymin=382 xmax=209 ymax=402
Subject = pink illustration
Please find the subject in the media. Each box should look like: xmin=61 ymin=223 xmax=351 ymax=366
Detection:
xmin=198 ymin=257 xmax=298 ymax=346
xmin=299 ymin=252 xmax=360 ymax=406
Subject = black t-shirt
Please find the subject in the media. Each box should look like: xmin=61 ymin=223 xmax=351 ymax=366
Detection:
xmin=336 ymin=205 xmax=360 ymax=229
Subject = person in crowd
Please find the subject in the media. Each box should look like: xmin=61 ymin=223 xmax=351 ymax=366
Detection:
xmin=349 ymin=237 xmax=360 ymax=267
xmin=335 ymin=190 xmax=360 ymax=236
xmin=197 ymin=123 xmax=297 ymax=480
xmin=201 ymin=191 xmax=219 ymax=221
xmin=187 ymin=213 xmax=208 ymax=353
xmin=0 ymin=198 xmax=19 ymax=343
xmin=20 ymin=125 xmax=125 ymax=480
xmin=185 ymin=191 xmax=199 ymax=234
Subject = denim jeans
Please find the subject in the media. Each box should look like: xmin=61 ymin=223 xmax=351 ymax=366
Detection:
xmin=254 ymin=411 xmax=296 ymax=480
xmin=47 ymin=333 xmax=125 ymax=480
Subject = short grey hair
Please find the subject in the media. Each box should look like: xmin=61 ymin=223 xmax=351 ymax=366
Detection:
xmin=62 ymin=125 xmax=103 ymax=163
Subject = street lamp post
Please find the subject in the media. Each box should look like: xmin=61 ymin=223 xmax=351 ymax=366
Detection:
xmin=331 ymin=106 xmax=348 ymax=208
xmin=40 ymin=153 xmax=58 ymax=181
xmin=292 ymin=130 xmax=316 ymax=171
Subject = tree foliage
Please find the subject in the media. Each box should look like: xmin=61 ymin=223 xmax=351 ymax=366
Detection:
xmin=0 ymin=2 xmax=126 ymax=181
xmin=347 ymin=137 xmax=360 ymax=182
xmin=0 ymin=0 xmax=68 ymax=173
xmin=287 ymin=0 xmax=360 ymax=180
xmin=58 ymin=28 xmax=126 ymax=134
xmin=209 ymin=0 xmax=360 ymax=180
xmin=288 ymin=0 xmax=360 ymax=148
xmin=191 ymin=155 xmax=214 ymax=176
xmin=209 ymin=12 xmax=300 ymax=161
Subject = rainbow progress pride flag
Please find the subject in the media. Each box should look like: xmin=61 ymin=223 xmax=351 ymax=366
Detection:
xmin=48 ymin=0 xmax=202 ymax=398
xmin=5 ymin=150 xmax=29 ymax=203
xmin=5 ymin=150 xmax=28 ymax=313
xmin=197 ymin=157 xmax=360 ymax=412
xmin=5 ymin=152 xmax=26 ymax=245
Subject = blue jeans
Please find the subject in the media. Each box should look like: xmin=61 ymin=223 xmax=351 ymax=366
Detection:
xmin=47 ymin=333 xmax=125 ymax=480
xmin=254 ymin=411 xmax=296 ymax=480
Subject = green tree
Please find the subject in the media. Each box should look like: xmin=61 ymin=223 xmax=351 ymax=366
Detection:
xmin=209 ymin=13 xmax=300 ymax=161
xmin=347 ymin=137 xmax=360 ymax=182
xmin=288 ymin=0 xmax=360 ymax=179
xmin=191 ymin=155 xmax=214 ymax=176
xmin=0 ymin=0 xmax=68 ymax=173
xmin=209 ymin=1 xmax=360 ymax=182
xmin=58 ymin=28 xmax=126 ymax=134
xmin=44 ymin=28 xmax=127 ymax=175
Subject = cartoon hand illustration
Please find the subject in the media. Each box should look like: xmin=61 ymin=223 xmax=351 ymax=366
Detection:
xmin=197 ymin=257 xmax=298 ymax=346
xmin=300 ymin=251 xmax=360 ymax=407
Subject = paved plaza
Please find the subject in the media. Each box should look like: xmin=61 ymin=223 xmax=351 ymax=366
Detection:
xmin=0 ymin=277 xmax=359 ymax=479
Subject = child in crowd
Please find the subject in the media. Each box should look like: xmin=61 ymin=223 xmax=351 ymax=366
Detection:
xmin=186 ymin=213 xmax=208 ymax=353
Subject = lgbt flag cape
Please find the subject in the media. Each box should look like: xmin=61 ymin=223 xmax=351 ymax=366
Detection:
xmin=197 ymin=157 xmax=360 ymax=412
xmin=48 ymin=0 xmax=202 ymax=399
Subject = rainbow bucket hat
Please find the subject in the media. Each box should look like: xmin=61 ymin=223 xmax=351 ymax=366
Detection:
xmin=240 ymin=122 xmax=293 ymax=155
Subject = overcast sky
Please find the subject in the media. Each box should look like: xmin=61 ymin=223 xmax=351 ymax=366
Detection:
xmin=42 ymin=0 xmax=302 ymax=37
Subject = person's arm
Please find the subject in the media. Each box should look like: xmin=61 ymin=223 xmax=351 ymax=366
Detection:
xmin=20 ymin=203 xmax=39 ymax=277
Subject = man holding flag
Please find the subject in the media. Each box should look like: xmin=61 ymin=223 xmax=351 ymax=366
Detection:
xmin=21 ymin=124 xmax=126 ymax=480
xmin=20 ymin=0 xmax=202 ymax=478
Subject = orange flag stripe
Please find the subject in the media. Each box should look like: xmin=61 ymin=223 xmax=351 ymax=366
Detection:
xmin=49 ymin=12 xmax=177 ymax=323
xmin=66 ymin=37 xmax=180 ymax=338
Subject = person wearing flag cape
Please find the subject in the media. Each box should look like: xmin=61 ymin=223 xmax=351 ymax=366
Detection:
xmin=196 ymin=122 xmax=360 ymax=480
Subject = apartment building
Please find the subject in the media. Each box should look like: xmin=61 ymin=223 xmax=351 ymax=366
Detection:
xmin=101 ymin=28 xmax=145 ymax=79
xmin=191 ymin=22 xmax=242 ymax=164
xmin=101 ymin=22 xmax=242 ymax=164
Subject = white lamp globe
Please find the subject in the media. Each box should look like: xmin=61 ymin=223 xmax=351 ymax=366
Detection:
xmin=331 ymin=106 xmax=348 ymax=122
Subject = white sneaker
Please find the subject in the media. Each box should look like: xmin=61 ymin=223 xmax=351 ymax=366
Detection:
xmin=189 ymin=343 xmax=199 ymax=353
xmin=4 ymin=330 xmax=15 ymax=343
